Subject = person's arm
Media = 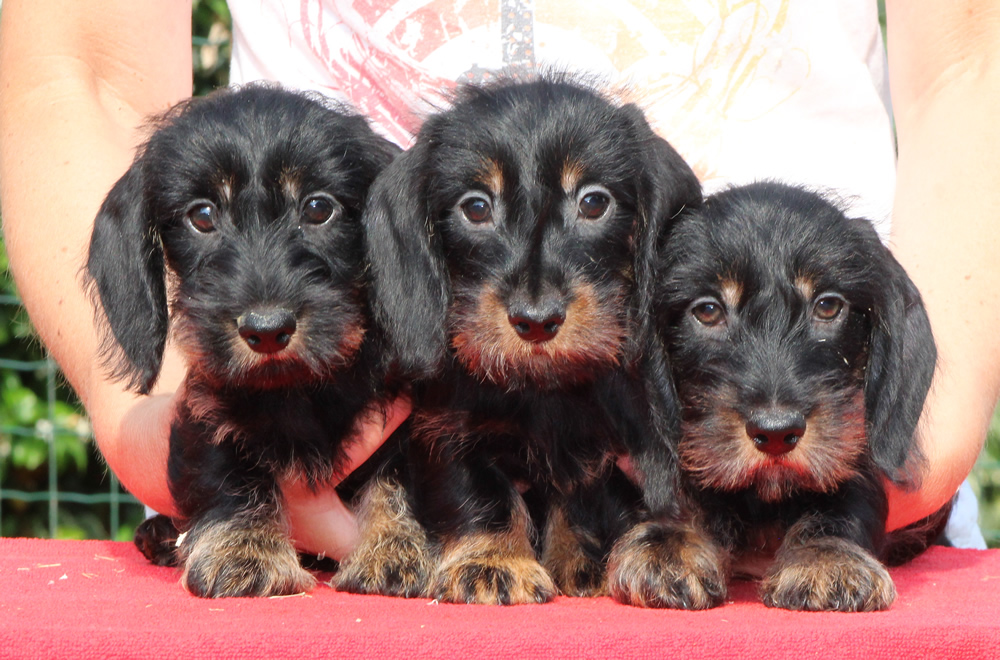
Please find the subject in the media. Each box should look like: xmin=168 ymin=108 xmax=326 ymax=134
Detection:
xmin=884 ymin=1 xmax=1000 ymax=530
xmin=0 ymin=0 xmax=404 ymax=558
xmin=0 ymin=0 xmax=192 ymax=514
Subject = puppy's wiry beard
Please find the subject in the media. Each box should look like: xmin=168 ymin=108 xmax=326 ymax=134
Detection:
xmin=679 ymin=385 xmax=866 ymax=502
xmin=171 ymin=305 xmax=367 ymax=390
xmin=448 ymin=282 xmax=628 ymax=390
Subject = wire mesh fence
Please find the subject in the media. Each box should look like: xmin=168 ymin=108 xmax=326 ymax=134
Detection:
xmin=0 ymin=293 xmax=144 ymax=540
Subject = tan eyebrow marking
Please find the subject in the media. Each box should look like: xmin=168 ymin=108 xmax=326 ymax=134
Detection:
xmin=478 ymin=158 xmax=504 ymax=195
xmin=279 ymin=168 xmax=301 ymax=200
xmin=720 ymin=278 xmax=743 ymax=309
xmin=561 ymin=158 xmax=585 ymax=193
xmin=214 ymin=173 xmax=235 ymax=204
xmin=795 ymin=275 xmax=815 ymax=301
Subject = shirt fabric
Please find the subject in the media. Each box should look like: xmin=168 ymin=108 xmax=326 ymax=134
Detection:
xmin=229 ymin=0 xmax=896 ymax=234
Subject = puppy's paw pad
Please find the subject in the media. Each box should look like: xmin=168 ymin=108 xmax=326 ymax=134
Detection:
xmin=761 ymin=537 xmax=895 ymax=612
xmin=181 ymin=524 xmax=315 ymax=598
xmin=431 ymin=553 xmax=557 ymax=605
xmin=608 ymin=521 xmax=727 ymax=610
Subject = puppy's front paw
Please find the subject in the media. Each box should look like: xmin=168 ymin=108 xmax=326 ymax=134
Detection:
xmin=336 ymin=540 xmax=433 ymax=598
xmin=134 ymin=514 xmax=181 ymax=567
xmin=335 ymin=478 xmax=433 ymax=598
xmin=607 ymin=520 xmax=728 ymax=609
xmin=181 ymin=520 xmax=315 ymax=598
xmin=541 ymin=505 xmax=607 ymax=597
xmin=761 ymin=536 xmax=895 ymax=612
xmin=544 ymin=546 xmax=607 ymax=598
xmin=430 ymin=537 xmax=557 ymax=605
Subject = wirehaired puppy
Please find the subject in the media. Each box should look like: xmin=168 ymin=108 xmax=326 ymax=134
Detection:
xmin=655 ymin=181 xmax=939 ymax=611
xmin=85 ymin=84 xmax=399 ymax=598
xmin=336 ymin=74 xmax=726 ymax=607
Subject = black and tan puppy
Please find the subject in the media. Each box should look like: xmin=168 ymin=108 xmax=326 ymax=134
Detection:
xmin=655 ymin=181 xmax=939 ymax=611
xmin=86 ymin=84 xmax=399 ymax=598
xmin=336 ymin=74 xmax=726 ymax=608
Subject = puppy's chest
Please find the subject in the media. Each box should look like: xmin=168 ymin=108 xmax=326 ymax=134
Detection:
xmin=413 ymin=382 xmax=622 ymax=485
xmin=702 ymin=494 xmax=801 ymax=579
xmin=180 ymin=379 xmax=369 ymax=471
xmin=703 ymin=489 xmax=835 ymax=570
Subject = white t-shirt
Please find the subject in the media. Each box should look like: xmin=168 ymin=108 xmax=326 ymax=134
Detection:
xmin=229 ymin=0 xmax=897 ymax=235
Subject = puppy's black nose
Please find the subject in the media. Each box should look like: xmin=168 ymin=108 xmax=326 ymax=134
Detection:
xmin=746 ymin=409 xmax=806 ymax=456
xmin=238 ymin=309 xmax=297 ymax=354
xmin=507 ymin=300 xmax=566 ymax=344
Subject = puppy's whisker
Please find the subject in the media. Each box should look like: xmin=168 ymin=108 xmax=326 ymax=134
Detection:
xmin=449 ymin=281 xmax=628 ymax=389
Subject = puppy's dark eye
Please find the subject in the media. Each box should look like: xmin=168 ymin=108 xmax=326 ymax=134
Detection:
xmin=578 ymin=189 xmax=612 ymax=220
xmin=302 ymin=195 xmax=342 ymax=225
xmin=813 ymin=294 xmax=845 ymax=321
xmin=460 ymin=196 xmax=493 ymax=224
xmin=186 ymin=203 xmax=217 ymax=233
xmin=691 ymin=298 xmax=726 ymax=327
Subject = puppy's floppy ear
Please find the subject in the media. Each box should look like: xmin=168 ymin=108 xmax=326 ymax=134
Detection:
xmin=863 ymin=237 xmax=936 ymax=487
xmin=363 ymin=141 xmax=450 ymax=377
xmin=623 ymin=104 xmax=702 ymax=337
xmin=86 ymin=162 xmax=168 ymax=395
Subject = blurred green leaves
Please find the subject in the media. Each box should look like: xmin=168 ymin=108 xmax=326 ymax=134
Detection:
xmin=193 ymin=0 xmax=231 ymax=95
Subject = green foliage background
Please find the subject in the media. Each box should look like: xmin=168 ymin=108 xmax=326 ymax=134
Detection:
xmin=1 ymin=0 xmax=999 ymax=546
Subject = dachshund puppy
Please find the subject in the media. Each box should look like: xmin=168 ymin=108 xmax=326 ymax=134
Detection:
xmin=86 ymin=84 xmax=399 ymax=598
xmin=336 ymin=74 xmax=726 ymax=608
xmin=655 ymin=181 xmax=939 ymax=611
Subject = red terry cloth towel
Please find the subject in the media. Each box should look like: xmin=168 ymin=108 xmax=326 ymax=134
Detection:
xmin=0 ymin=538 xmax=998 ymax=659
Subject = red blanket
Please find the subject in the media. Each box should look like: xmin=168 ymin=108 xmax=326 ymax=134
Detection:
xmin=1 ymin=538 xmax=997 ymax=659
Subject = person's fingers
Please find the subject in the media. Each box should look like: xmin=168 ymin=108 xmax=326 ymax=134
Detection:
xmin=337 ymin=394 xmax=413 ymax=480
xmin=282 ymin=479 xmax=360 ymax=559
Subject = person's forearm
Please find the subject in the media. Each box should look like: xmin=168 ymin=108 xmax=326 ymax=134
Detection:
xmin=0 ymin=0 xmax=192 ymax=512
xmin=885 ymin=0 xmax=1000 ymax=530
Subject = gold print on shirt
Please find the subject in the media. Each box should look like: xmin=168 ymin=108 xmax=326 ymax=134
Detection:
xmin=528 ymin=0 xmax=803 ymax=183
xmin=641 ymin=1 xmax=804 ymax=182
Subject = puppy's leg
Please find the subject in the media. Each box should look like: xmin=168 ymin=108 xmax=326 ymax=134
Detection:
xmin=180 ymin=510 xmax=316 ymax=598
xmin=335 ymin=473 xmax=434 ymax=597
xmin=432 ymin=500 xmax=555 ymax=605
xmin=541 ymin=501 xmax=608 ymax=597
xmin=607 ymin=396 xmax=728 ymax=608
xmin=422 ymin=457 xmax=556 ymax=605
xmin=169 ymin=421 xmax=314 ymax=599
xmin=542 ymin=469 xmax=641 ymax=597
xmin=761 ymin=514 xmax=895 ymax=612
xmin=607 ymin=515 xmax=729 ymax=609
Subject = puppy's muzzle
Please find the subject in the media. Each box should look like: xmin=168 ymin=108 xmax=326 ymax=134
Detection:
xmin=237 ymin=309 xmax=297 ymax=354
xmin=746 ymin=408 xmax=806 ymax=456
xmin=507 ymin=299 xmax=566 ymax=344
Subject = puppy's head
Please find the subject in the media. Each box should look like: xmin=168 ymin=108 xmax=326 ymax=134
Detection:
xmin=86 ymin=84 xmax=400 ymax=393
xmin=657 ymin=182 xmax=935 ymax=501
xmin=365 ymin=74 xmax=701 ymax=388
